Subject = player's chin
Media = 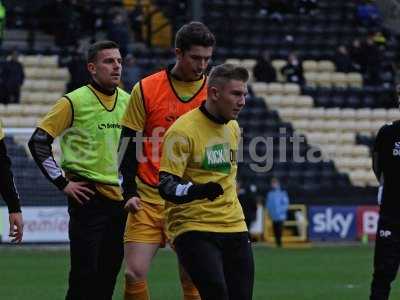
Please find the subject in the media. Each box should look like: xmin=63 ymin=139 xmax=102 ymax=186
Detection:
xmin=192 ymin=71 xmax=203 ymax=80
xmin=231 ymin=110 xmax=241 ymax=119
xmin=111 ymin=78 xmax=121 ymax=85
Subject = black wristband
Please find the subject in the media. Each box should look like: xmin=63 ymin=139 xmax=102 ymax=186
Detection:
xmin=8 ymin=204 xmax=22 ymax=214
xmin=54 ymin=175 xmax=69 ymax=191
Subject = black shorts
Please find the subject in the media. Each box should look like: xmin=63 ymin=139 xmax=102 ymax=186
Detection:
xmin=370 ymin=217 xmax=400 ymax=300
xmin=174 ymin=231 xmax=254 ymax=300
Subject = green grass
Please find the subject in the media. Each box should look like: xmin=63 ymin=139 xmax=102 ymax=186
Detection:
xmin=0 ymin=244 xmax=399 ymax=299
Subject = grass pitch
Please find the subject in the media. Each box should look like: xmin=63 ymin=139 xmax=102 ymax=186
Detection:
xmin=0 ymin=244 xmax=399 ymax=299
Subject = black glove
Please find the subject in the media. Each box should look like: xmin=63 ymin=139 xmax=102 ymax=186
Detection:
xmin=189 ymin=181 xmax=224 ymax=201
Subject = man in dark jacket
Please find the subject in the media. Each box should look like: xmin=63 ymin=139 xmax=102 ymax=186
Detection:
xmin=3 ymin=50 xmax=24 ymax=104
xmin=370 ymin=90 xmax=400 ymax=299
xmin=253 ymin=51 xmax=277 ymax=83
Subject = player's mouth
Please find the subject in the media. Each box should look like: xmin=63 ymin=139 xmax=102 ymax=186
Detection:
xmin=233 ymin=108 xmax=242 ymax=114
xmin=232 ymin=109 xmax=241 ymax=117
xmin=194 ymin=70 xmax=203 ymax=77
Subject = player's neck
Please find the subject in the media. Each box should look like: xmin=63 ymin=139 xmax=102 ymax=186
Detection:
xmin=202 ymin=101 xmax=228 ymax=124
xmin=90 ymin=78 xmax=116 ymax=96
xmin=170 ymin=64 xmax=202 ymax=82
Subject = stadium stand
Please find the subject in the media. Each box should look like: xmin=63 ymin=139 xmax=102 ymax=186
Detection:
xmin=1 ymin=0 xmax=399 ymax=206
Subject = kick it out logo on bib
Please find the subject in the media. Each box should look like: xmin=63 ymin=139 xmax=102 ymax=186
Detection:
xmin=202 ymin=143 xmax=231 ymax=174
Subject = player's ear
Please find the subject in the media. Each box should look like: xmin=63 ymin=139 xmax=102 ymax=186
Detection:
xmin=175 ymin=48 xmax=183 ymax=60
xmin=87 ymin=62 xmax=95 ymax=75
xmin=209 ymin=86 xmax=219 ymax=100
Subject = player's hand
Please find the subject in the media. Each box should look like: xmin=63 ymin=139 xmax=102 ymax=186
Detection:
xmin=124 ymin=196 xmax=142 ymax=213
xmin=9 ymin=212 xmax=23 ymax=243
xmin=189 ymin=182 xmax=224 ymax=201
xmin=203 ymin=182 xmax=224 ymax=201
xmin=63 ymin=181 xmax=95 ymax=205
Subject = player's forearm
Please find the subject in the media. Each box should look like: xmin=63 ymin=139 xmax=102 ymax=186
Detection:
xmin=28 ymin=128 xmax=68 ymax=191
xmin=159 ymin=171 xmax=223 ymax=203
xmin=0 ymin=139 xmax=21 ymax=213
xmin=118 ymin=126 xmax=139 ymax=200
xmin=372 ymin=151 xmax=382 ymax=181
xmin=158 ymin=171 xmax=195 ymax=203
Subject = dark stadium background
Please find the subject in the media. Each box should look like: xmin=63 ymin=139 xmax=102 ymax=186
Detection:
xmin=0 ymin=0 xmax=400 ymax=298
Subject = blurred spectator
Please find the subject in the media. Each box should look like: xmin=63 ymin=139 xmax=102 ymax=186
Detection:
xmin=2 ymin=51 xmax=24 ymax=104
xmin=122 ymin=54 xmax=142 ymax=92
xmin=253 ymin=51 xmax=277 ymax=83
xmin=0 ymin=56 xmax=6 ymax=103
xmin=265 ymin=177 xmax=289 ymax=247
xmin=297 ymin=0 xmax=318 ymax=15
xmin=66 ymin=51 xmax=90 ymax=93
xmin=256 ymin=0 xmax=294 ymax=20
xmin=281 ymin=52 xmax=304 ymax=85
xmin=128 ymin=4 xmax=144 ymax=43
xmin=356 ymin=0 xmax=381 ymax=27
xmin=107 ymin=13 xmax=130 ymax=58
xmin=349 ymin=38 xmax=364 ymax=71
xmin=372 ymin=30 xmax=387 ymax=49
xmin=40 ymin=0 xmax=81 ymax=48
xmin=237 ymin=180 xmax=258 ymax=230
xmin=334 ymin=45 xmax=354 ymax=73
xmin=0 ymin=1 xmax=5 ymax=46
xmin=362 ymin=33 xmax=382 ymax=85
xmin=76 ymin=2 xmax=97 ymax=37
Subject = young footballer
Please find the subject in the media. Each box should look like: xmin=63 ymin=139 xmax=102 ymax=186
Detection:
xmin=159 ymin=63 xmax=254 ymax=300
xmin=28 ymin=41 xmax=129 ymax=300
xmin=118 ymin=21 xmax=215 ymax=300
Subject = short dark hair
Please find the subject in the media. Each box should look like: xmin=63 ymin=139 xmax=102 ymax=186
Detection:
xmin=87 ymin=40 xmax=120 ymax=63
xmin=175 ymin=21 xmax=215 ymax=52
xmin=208 ymin=63 xmax=249 ymax=88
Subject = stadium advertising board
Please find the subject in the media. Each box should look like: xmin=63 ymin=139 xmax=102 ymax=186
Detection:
xmin=308 ymin=206 xmax=357 ymax=240
xmin=356 ymin=206 xmax=379 ymax=241
xmin=1 ymin=206 xmax=69 ymax=243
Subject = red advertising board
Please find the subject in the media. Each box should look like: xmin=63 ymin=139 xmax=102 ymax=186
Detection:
xmin=356 ymin=206 xmax=380 ymax=241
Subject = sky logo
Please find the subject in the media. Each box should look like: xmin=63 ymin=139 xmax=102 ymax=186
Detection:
xmin=309 ymin=206 xmax=356 ymax=240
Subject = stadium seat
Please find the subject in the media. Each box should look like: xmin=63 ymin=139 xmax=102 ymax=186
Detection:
xmin=252 ymin=82 xmax=269 ymax=94
xmin=293 ymin=119 xmax=309 ymax=132
xmin=371 ymin=108 xmax=387 ymax=122
xmin=331 ymin=72 xmax=347 ymax=88
xmin=283 ymin=83 xmax=301 ymax=95
xmin=317 ymin=60 xmax=335 ymax=72
xmin=280 ymin=95 xmax=297 ymax=107
xmin=241 ymin=59 xmax=256 ymax=70
xmin=347 ymin=72 xmax=363 ymax=88
xmin=355 ymin=108 xmax=372 ymax=121
xmin=351 ymin=145 xmax=370 ymax=157
xmin=265 ymin=95 xmax=281 ymax=108
xmin=297 ymin=95 xmax=313 ymax=108
xmin=324 ymin=108 xmax=341 ymax=120
xmin=340 ymin=108 xmax=356 ymax=120
xmin=4 ymin=104 xmax=23 ymax=116
xmin=305 ymin=72 xmax=318 ymax=87
xmin=357 ymin=120 xmax=372 ymax=134
xmin=267 ymin=83 xmax=284 ymax=95
xmin=303 ymin=60 xmax=318 ymax=72
xmin=340 ymin=132 xmax=355 ymax=144
xmin=316 ymin=72 xmax=332 ymax=88
xmin=293 ymin=107 xmax=311 ymax=120
xmin=308 ymin=107 xmax=325 ymax=119
xmin=337 ymin=120 xmax=357 ymax=132
xmin=387 ymin=108 xmax=399 ymax=122
xmin=370 ymin=121 xmax=382 ymax=133
xmin=279 ymin=107 xmax=296 ymax=120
